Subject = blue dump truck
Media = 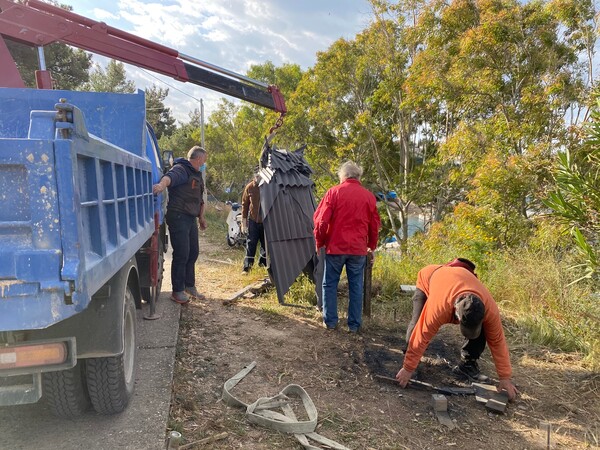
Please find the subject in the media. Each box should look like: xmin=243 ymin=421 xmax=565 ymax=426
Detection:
xmin=0 ymin=88 xmax=168 ymax=416
xmin=0 ymin=0 xmax=285 ymax=417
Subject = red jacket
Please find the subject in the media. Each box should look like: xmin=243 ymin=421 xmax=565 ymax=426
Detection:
xmin=313 ymin=179 xmax=381 ymax=255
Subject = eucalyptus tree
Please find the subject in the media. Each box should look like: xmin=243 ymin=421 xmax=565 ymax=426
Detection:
xmin=399 ymin=0 xmax=593 ymax=247
xmin=203 ymin=62 xmax=303 ymax=200
xmin=287 ymin=3 xmax=440 ymax=248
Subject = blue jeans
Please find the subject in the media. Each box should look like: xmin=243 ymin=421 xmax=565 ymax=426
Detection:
xmin=322 ymin=254 xmax=366 ymax=331
xmin=166 ymin=210 xmax=199 ymax=292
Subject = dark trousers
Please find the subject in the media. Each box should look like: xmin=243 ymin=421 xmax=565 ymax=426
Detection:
xmin=166 ymin=210 xmax=199 ymax=292
xmin=461 ymin=326 xmax=487 ymax=361
xmin=244 ymin=219 xmax=266 ymax=270
xmin=405 ymin=288 xmax=487 ymax=361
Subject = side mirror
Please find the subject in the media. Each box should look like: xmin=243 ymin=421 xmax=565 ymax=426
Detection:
xmin=162 ymin=150 xmax=174 ymax=173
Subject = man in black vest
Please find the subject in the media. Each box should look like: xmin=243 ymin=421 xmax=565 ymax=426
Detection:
xmin=153 ymin=146 xmax=208 ymax=304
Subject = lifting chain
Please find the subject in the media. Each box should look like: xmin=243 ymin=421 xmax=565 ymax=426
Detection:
xmin=268 ymin=111 xmax=285 ymax=135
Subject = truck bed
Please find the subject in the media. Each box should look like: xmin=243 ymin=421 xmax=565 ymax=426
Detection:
xmin=0 ymin=88 xmax=155 ymax=331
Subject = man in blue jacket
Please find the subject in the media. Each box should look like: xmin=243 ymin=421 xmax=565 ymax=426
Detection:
xmin=153 ymin=146 xmax=208 ymax=304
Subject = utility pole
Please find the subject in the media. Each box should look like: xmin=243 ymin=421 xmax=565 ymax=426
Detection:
xmin=200 ymin=98 xmax=205 ymax=148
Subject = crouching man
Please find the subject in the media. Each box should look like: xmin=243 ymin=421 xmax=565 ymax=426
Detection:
xmin=395 ymin=262 xmax=518 ymax=401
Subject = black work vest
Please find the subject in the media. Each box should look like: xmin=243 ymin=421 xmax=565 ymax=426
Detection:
xmin=167 ymin=165 xmax=204 ymax=217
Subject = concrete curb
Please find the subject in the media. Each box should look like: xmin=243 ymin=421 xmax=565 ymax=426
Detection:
xmin=0 ymin=291 xmax=181 ymax=450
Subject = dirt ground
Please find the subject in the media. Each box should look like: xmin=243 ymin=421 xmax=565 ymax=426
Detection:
xmin=168 ymin=207 xmax=599 ymax=449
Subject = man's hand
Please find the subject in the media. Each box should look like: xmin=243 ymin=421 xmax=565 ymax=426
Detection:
xmin=152 ymin=177 xmax=170 ymax=194
xmin=198 ymin=217 xmax=207 ymax=230
xmin=240 ymin=219 xmax=248 ymax=234
xmin=395 ymin=368 xmax=414 ymax=388
xmin=367 ymin=249 xmax=375 ymax=265
xmin=497 ymin=379 xmax=519 ymax=401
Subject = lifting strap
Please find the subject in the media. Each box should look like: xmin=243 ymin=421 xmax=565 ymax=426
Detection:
xmin=222 ymin=361 xmax=351 ymax=450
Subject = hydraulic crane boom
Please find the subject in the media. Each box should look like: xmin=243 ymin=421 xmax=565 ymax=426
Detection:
xmin=0 ymin=0 xmax=286 ymax=114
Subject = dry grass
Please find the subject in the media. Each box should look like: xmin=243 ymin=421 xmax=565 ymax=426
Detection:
xmin=167 ymin=203 xmax=600 ymax=449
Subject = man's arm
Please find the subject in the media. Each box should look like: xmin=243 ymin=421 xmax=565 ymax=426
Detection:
xmin=152 ymin=174 xmax=171 ymax=194
xmin=396 ymin=300 xmax=447 ymax=386
xmin=240 ymin=184 xmax=250 ymax=233
xmin=483 ymin=302 xmax=518 ymax=400
xmin=198 ymin=202 xmax=207 ymax=230
xmin=405 ymin=288 xmax=427 ymax=344
xmin=313 ymin=190 xmax=334 ymax=250
xmin=241 ymin=184 xmax=250 ymax=220
xmin=367 ymin=200 xmax=381 ymax=250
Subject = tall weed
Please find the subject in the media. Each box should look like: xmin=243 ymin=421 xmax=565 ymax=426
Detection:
xmin=374 ymin=220 xmax=600 ymax=369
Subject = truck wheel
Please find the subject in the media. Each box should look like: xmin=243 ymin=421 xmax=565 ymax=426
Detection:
xmin=86 ymin=285 xmax=137 ymax=414
xmin=43 ymin=360 xmax=90 ymax=418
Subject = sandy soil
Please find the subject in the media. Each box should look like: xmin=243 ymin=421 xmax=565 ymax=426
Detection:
xmin=168 ymin=210 xmax=599 ymax=450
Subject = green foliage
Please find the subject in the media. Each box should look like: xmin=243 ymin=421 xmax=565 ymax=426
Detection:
xmin=145 ymin=85 xmax=176 ymax=140
xmin=5 ymin=39 xmax=91 ymax=90
xmin=83 ymin=60 xmax=136 ymax=93
xmin=545 ymin=99 xmax=600 ymax=283
xmin=284 ymin=274 xmax=319 ymax=307
xmin=375 ymin=220 xmax=599 ymax=368
xmin=483 ymin=248 xmax=599 ymax=369
xmin=203 ymin=62 xmax=304 ymax=202
xmin=204 ymin=101 xmax=259 ymax=201
xmin=158 ymin=109 xmax=202 ymax=159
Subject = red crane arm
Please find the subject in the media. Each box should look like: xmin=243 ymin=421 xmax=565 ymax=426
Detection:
xmin=0 ymin=0 xmax=286 ymax=113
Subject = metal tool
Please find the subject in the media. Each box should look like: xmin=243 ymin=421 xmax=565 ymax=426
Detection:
xmin=374 ymin=374 xmax=475 ymax=395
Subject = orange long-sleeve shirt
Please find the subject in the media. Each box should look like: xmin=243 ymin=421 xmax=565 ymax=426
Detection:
xmin=403 ymin=265 xmax=512 ymax=380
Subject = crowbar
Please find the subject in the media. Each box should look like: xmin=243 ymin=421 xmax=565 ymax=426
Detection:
xmin=374 ymin=374 xmax=475 ymax=396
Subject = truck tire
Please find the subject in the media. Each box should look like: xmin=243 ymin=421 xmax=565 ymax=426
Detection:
xmin=43 ymin=361 xmax=90 ymax=418
xmin=86 ymin=285 xmax=137 ymax=414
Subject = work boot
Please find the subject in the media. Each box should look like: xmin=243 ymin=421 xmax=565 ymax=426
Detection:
xmin=454 ymin=359 xmax=481 ymax=380
xmin=170 ymin=291 xmax=190 ymax=304
xmin=185 ymin=286 xmax=206 ymax=300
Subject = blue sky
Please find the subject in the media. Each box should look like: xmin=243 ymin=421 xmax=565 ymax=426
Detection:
xmin=69 ymin=0 xmax=373 ymax=122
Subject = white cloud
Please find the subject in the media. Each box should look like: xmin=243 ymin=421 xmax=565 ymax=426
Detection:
xmin=91 ymin=8 xmax=119 ymax=21
xmin=77 ymin=0 xmax=372 ymax=122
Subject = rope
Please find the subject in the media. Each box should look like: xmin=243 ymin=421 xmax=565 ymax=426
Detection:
xmin=222 ymin=362 xmax=351 ymax=450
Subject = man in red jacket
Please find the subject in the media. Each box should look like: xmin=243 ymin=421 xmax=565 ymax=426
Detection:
xmin=395 ymin=262 xmax=518 ymax=400
xmin=313 ymin=161 xmax=381 ymax=333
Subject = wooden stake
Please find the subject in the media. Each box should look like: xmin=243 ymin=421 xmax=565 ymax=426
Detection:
xmin=178 ymin=432 xmax=228 ymax=449
xmin=363 ymin=257 xmax=373 ymax=318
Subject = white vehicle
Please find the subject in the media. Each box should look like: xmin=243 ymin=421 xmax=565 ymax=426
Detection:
xmin=226 ymin=201 xmax=247 ymax=247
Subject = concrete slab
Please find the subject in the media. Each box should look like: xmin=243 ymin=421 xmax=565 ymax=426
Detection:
xmin=0 ymin=290 xmax=180 ymax=450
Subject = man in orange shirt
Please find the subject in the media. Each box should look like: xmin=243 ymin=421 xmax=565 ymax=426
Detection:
xmin=395 ymin=262 xmax=518 ymax=400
